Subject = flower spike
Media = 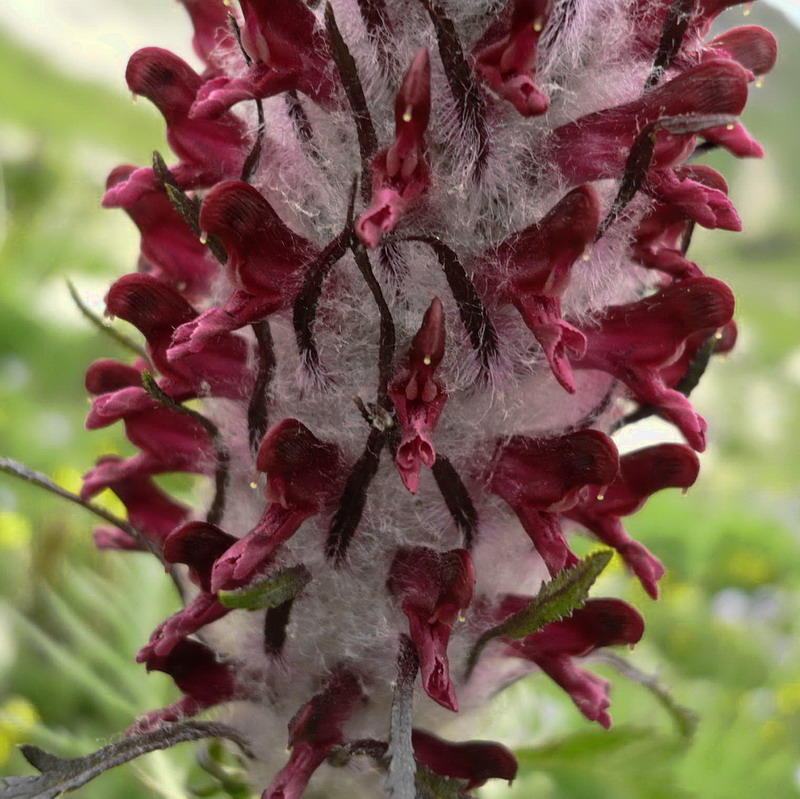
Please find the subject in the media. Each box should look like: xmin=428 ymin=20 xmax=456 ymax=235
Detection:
xmin=13 ymin=1 xmax=771 ymax=796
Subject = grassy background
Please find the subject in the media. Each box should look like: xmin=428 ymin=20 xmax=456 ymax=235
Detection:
xmin=1 ymin=4 xmax=798 ymax=798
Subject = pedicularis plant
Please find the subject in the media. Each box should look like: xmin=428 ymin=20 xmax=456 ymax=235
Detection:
xmin=0 ymin=1 xmax=778 ymax=797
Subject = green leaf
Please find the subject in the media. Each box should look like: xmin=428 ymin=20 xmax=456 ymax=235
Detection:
xmin=0 ymin=722 xmax=251 ymax=799
xmin=465 ymin=550 xmax=613 ymax=677
xmin=217 ymin=565 xmax=312 ymax=611
xmin=516 ymin=727 xmax=649 ymax=766
xmin=10 ymin=609 xmax=140 ymax=718
xmin=42 ymin=585 xmax=144 ymax=704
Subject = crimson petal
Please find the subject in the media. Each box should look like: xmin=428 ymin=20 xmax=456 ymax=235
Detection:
xmin=490 ymin=430 xmax=619 ymax=576
xmin=389 ymin=297 xmax=447 ymax=493
xmin=262 ymin=668 xmax=363 ymax=799
xmin=412 ymin=729 xmax=518 ymax=791
xmin=357 ymin=48 xmax=431 ymax=248
xmin=565 ymin=444 xmax=699 ymax=597
xmin=388 ymin=547 xmax=475 ymax=711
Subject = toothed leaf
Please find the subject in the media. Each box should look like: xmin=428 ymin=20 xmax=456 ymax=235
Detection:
xmin=217 ymin=565 xmax=312 ymax=611
xmin=465 ymin=550 xmax=613 ymax=677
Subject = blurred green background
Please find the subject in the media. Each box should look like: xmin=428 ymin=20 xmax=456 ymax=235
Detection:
xmin=0 ymin=3 xmax=798 ymax=798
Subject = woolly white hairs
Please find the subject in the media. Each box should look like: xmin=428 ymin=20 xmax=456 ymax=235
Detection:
xmin=179 ymin=0 xmax=696 ymax=790
xmin=54 ymin=0 xmax=766 ymax=795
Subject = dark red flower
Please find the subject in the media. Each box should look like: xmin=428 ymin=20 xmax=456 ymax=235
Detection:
xmin=131 ymin=639 xmax=237 ymax=733
xmin=565 ymin=444 xmax=700 ymax=598
xmin=475 ymin=0 xmax=554 ymax=116
xmin=357 ymin=48 xmax=431 ymax=248
xmin=388 ymin=547 xmax=476 ymax=711
xmin=574 ymin=277 xmax=735 ymax=450
xmin=502 ymin=597 xmax=644 ymax=728
xmin=389 ymin=297 xmax=447 ymax=493
xmin=103 ymin=48 xmax=247 ymax=207
xmin=412 ymin=729 xmax=518 ymax=790
xmin=137 ymin=522 xmax=239 ymax=661
xmin=490 ymin=430 xmax=619 ymax=577
xmin=87 ymin=458 xmax=189 ymax=552
xmin=634 ymin=165 xmax=739 ymax=280
xmin=168 ymin=181 xmax=318 ymax=358
xmin=211 ymin=420 xmax=345 ymax=591
xmin=105 ymin=273 xmax=252 ymax=400
xmin=262 ymin=668 xmax=363 ymax=799
xmin=84 ymin=358 xmax=146 ymax=396
xmin=81 ymin=408 xmax=214 ymax=500
xmin=645 ymin=165 xmax=741 ymax=232
xmin=708 ymin=25 xmax=779 ymax=81
xmin=191 ymin=0 xmax=335 ymax=119
xmin=550 ymin=60 xmax=751 ymax=185
xmin=106 ymin=165 xmax=216 ymax=300
xmin=489 ymin=185 xmax=600 ymax=392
